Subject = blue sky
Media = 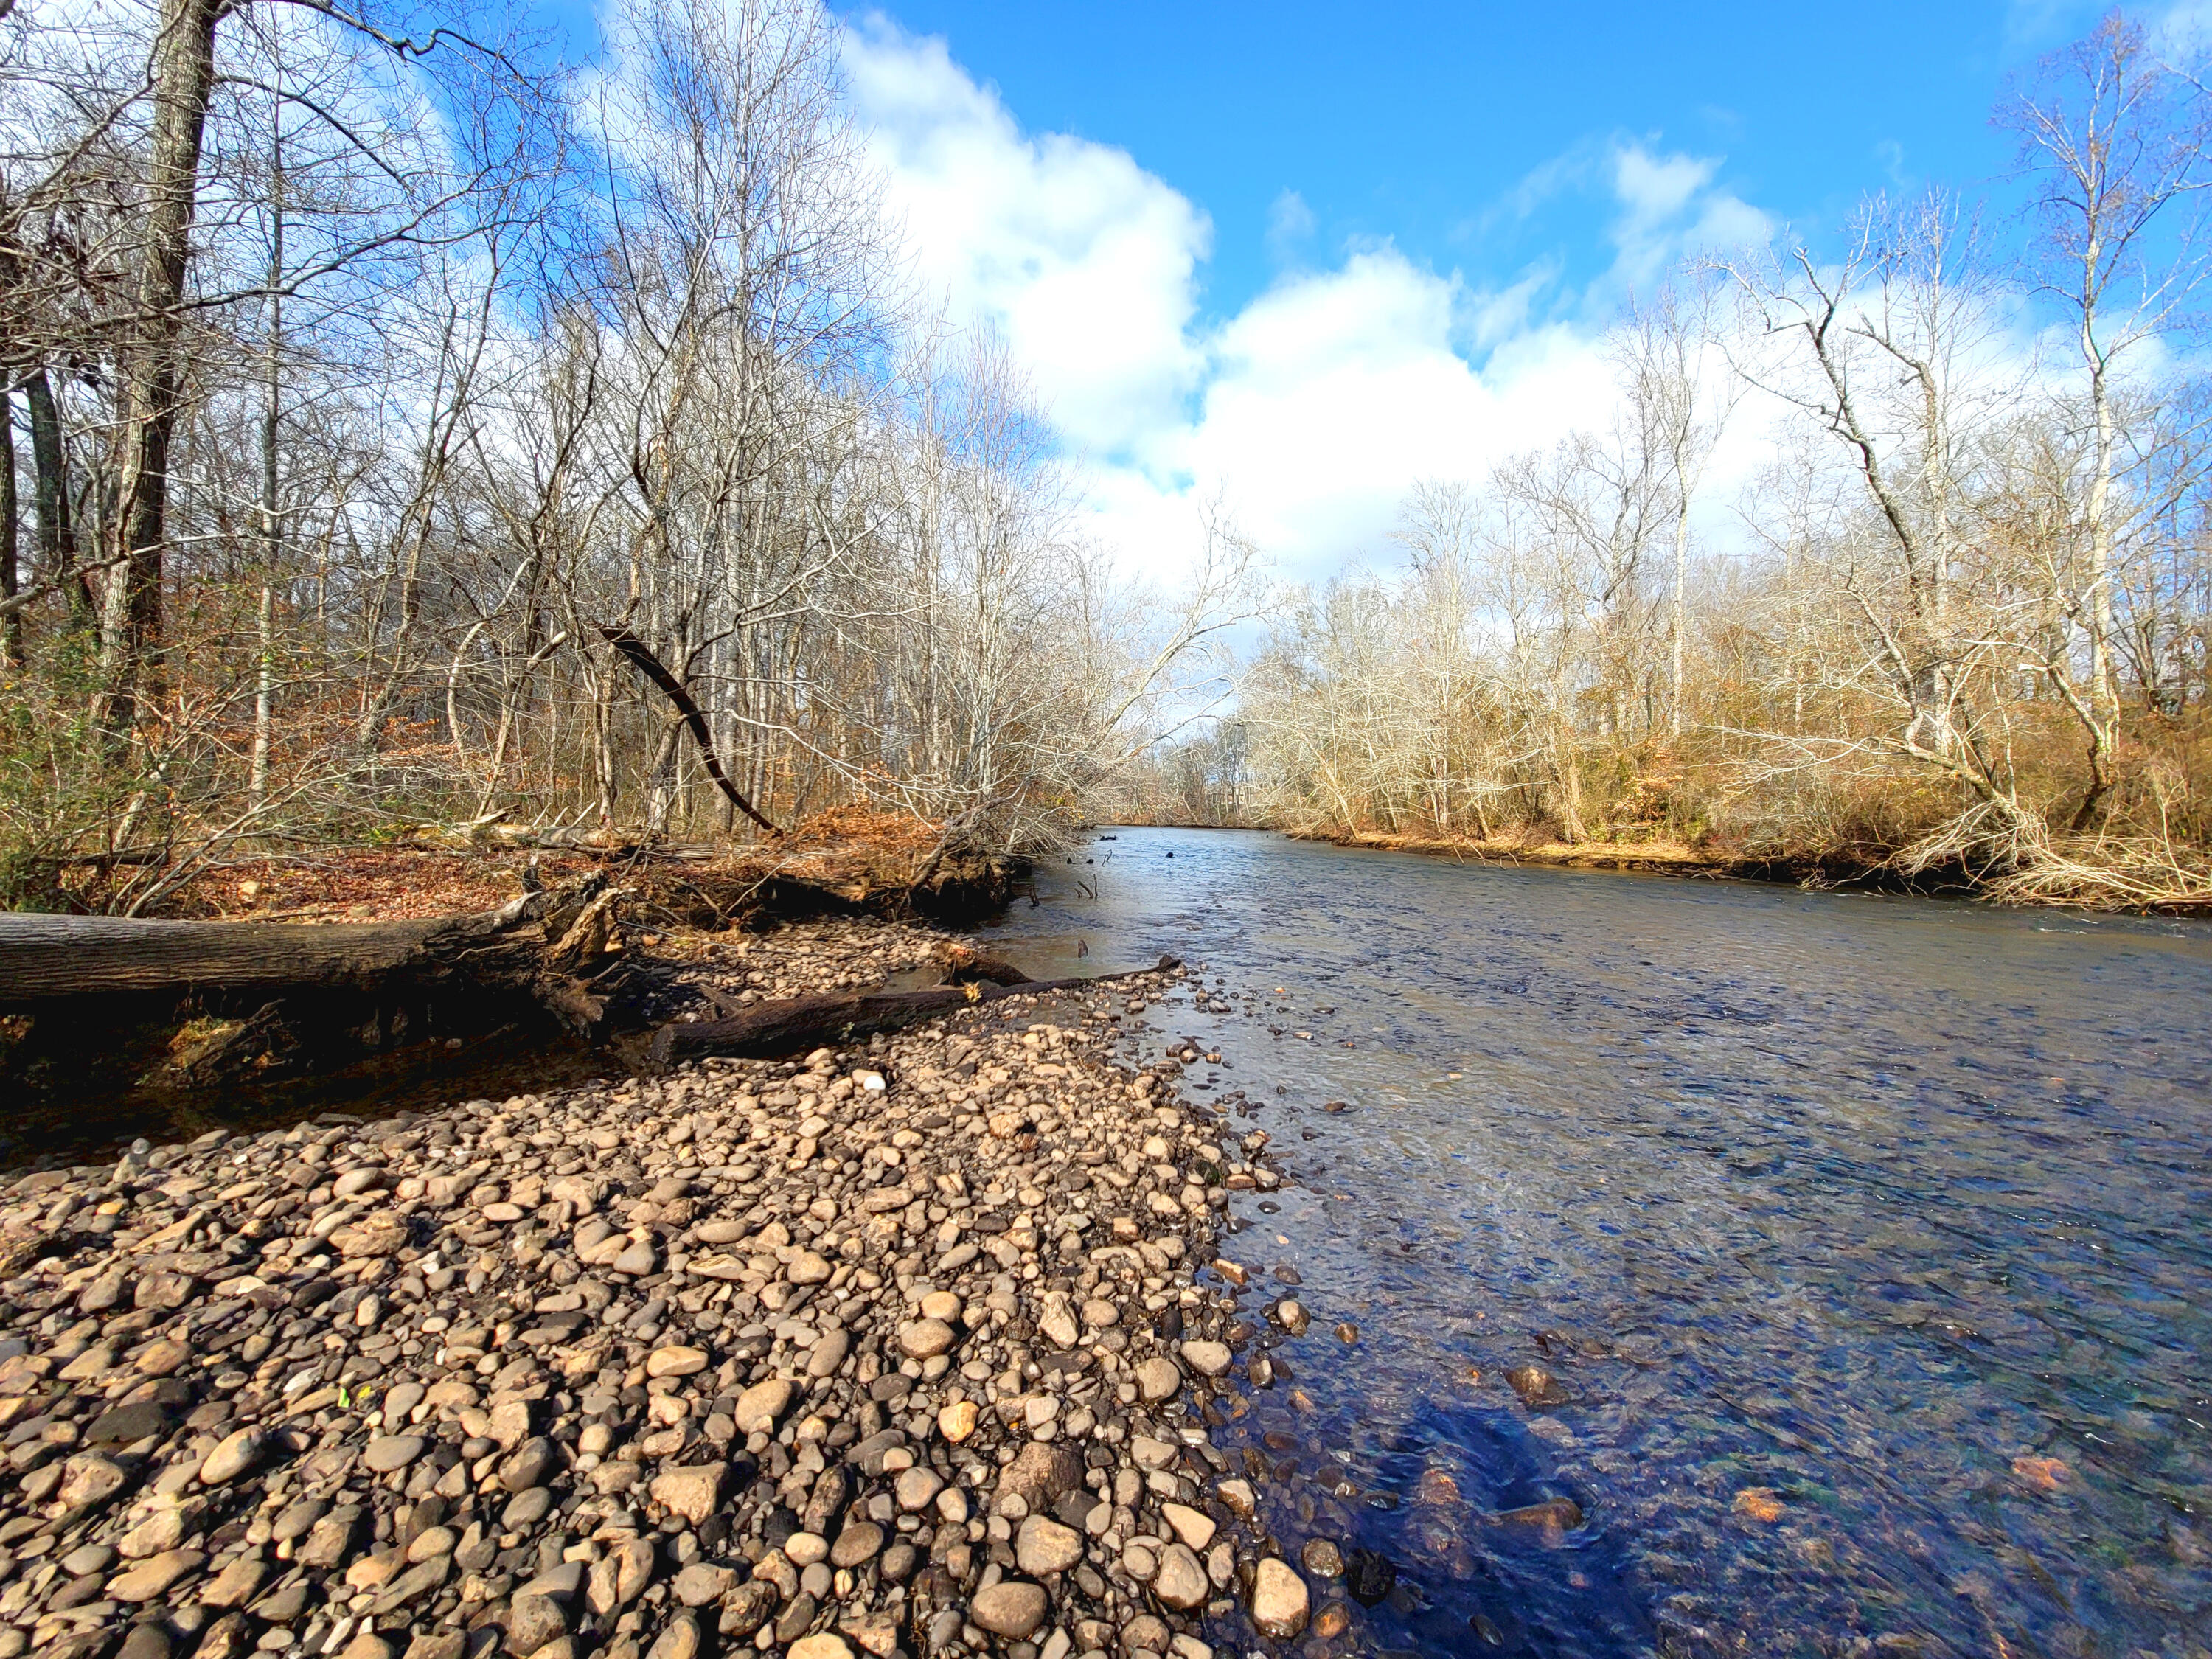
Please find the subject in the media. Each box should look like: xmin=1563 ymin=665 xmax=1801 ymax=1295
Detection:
xmin=554 ymin=0 xmax=2184 ymax=579
xmin=859 ymin=1 xmax=2084 ymax=329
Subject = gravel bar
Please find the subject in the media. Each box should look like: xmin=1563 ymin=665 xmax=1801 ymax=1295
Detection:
xmin=0 ymin=920 xmax=1318 ymax=1659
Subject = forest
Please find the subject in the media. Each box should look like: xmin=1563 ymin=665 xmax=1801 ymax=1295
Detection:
xmin=0 ymin=0 xmax=1257 ymax=917
xmin=2 ymin=0 xmax=2208 ymax=911
xmin=1135 ymin=16 xmax=2212 ymax=908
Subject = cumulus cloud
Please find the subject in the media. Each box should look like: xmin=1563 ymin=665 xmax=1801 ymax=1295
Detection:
xmin=844 ymin=17 xmax=1209 ymax=457
xmin=843 ymin=17 xmax=1775 ymax=584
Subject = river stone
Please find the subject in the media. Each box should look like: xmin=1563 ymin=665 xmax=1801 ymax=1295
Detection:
xmin=1000 ymin=1441 xmax=1084 ymax=1504
xmin=1160 ymin=1503 xmax=1215 ymax=1550
xmin=645 ymin=1613 xmax=703 ymax=1659
xmin=1150 ymin=1543 xmax=1208 ymax=1610
xmin=650 ymin=1463 xmax=726 ymax=1525
xmin=57 ymin=1453 xmax=128 ymax=1510
xmin=787 ymin=1251 xmax=833 ymax=1284
xmin=487 ymin=1399 xmax=532 ymax=1449
xmin=364 ymin=1434 xmax=425 ymax=1473
xmin=939 ymin=1399 xmax=979 ymax=1443
xmin=109 ymin=1547 xmax=205 ymax=1603
xmin=1252 ymin=1557 xmax=1311 ymax=1638
xmin=787 ymin=1638 xmax=852 ymax=1659
xmin=733 ymin=1378 xmax=793 ymax=1434
xmin=672 ymin=1563 xmax=734 ymax=1607
xmin=898 ymin=1318 xmax=955 ymax=1359
xmin=782 ymin=1531 xmax=827 ymax=1568
xmin=87 ymin=1399 xmax=171 ymax=1448
xmin=613 ymin=1239 xmax=657 ymax=1276
xmin=1179 ymin=1340 xmax=1231 ymax=1377
xmin=299 ymin=1509 xmax=364 ymax=1568
xmin=201 ymin=1555 xmax=270 ymax=1610
xmin=1300 ymin=1538 xmax=1344 ymax=1577
xmin=498 ymin=1438 xmax=558 ymax=1492
xmin=133 ymin=1337 xmax=190 ymax=1376
xmin=830 ymin=1522 xmax=885 ymax=1568
xmin=504 ymin=1486 xmax=554 ymax=1528
xmin=720 ymin=1579 xmax=778 ymax=1638
xmin=1037 ymin=1298 xmax=1080 ymax=1349
xmin=807 ymin=1326 xmax=849 ymax=1378
xmin=894 ymin=1467 xmax=943 ymax=1511
xmin=505 ymin=1590 xmax=568 ymax=1654
xmin=1015 ymin=1514 xmax=1083 ymax=1575
xmin=646 ymin=1346 xmax=709 ymax=1379
xmin=198 ymin=1427 xmax=268 ymax=1486
xmin=970 ymin=1580 xmax=1048 ymax=1639
xmin=1135 ymin=1356 xmax=1182 ymax=1402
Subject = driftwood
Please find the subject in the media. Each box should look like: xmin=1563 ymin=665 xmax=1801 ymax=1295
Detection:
xmin=0 ymin=880 xmax=602 ymax=1004
xmin=0 ymin=876 xmax=625 ymax=1095
xmin=650 ymin=954 xmax=1182 ymax=1065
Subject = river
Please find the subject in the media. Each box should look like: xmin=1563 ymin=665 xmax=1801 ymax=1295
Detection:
xmin=978 ymin=827 xmax=2212 ymax=1659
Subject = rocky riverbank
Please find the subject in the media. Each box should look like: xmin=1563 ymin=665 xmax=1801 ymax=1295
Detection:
xmin=0 ymin=919 xmax=1326 ymax=1659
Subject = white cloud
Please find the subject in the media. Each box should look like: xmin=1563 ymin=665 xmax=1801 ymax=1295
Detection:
xmin=843 ymin=19 xmax=1775 ymax=585
xmin=844 ymin=17 xmax=1209 ymax=457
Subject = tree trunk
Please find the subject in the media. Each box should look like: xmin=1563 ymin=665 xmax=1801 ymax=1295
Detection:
xmin=0 ymin=383 xmax=18 ymax=668
xmin=651 ymin=956 xmax=1181 ymax=1065
xmin=21 ymin=370 xmax=88 ymax=622
xmin=0 ymin=880 xmax=602 ymax=1005
xmin=100 ymin=0 xmax=225 ymax=731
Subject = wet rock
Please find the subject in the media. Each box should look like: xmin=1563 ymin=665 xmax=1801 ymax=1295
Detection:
xmin=1299 ymin=1539 xmax=1343 ymax=1577
xmin=1495 ymin=1496 xmax=1583 ymax=1531
xmin=1505 ymin=1364 xmax=1570 ymax=1408
xmin=1251 ymin=1558 xmax=1310 ymax=1639
xmin=1180 ymin=1340 xmax=1231 ymax=1377
xmin=1343 ymin=1548 xmax=1396 ymax=1607
xmin=1151 ymin=1543 xmax=1208 ymax=1610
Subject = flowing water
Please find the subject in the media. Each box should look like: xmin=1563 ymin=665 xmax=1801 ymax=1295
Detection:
xmin=979 ymin=827 xmax=2212 ymax=1659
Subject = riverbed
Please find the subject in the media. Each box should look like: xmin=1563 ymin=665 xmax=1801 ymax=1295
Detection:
xmin=980 ymin=827 xmax=2212 ymax=1658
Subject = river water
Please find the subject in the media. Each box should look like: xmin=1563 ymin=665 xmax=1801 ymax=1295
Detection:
xmin=979 ymin=827 xmax=2212 ymax=1659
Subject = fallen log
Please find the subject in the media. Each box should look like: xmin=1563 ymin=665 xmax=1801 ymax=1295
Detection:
xmin=650 ymin=954 xmax=1182 ymax=1065
xmin=0 ymin=878 xmax=602 ymax=1004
